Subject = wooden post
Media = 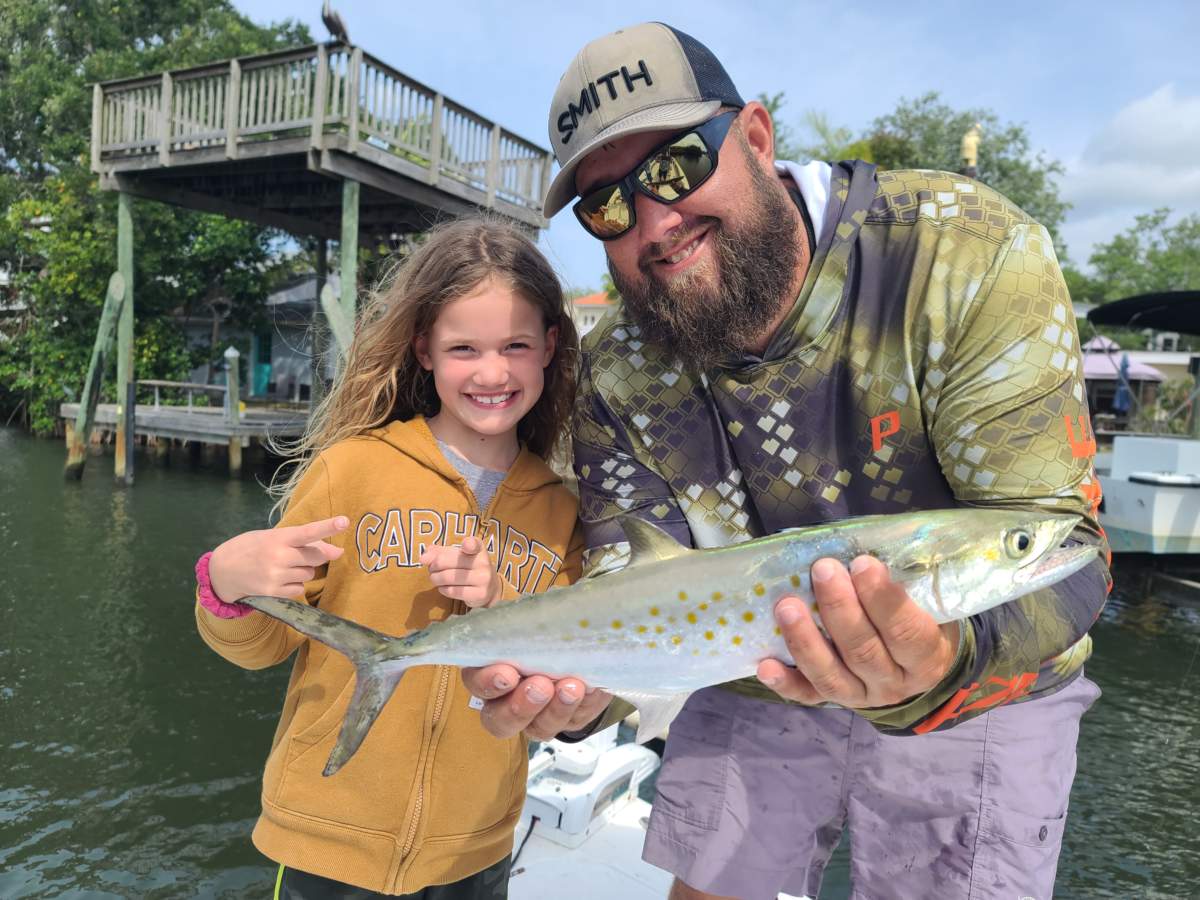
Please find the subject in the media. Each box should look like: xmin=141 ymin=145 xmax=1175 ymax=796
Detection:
xmin=427 ymin=94 xmax=444 ymax=185
xmin=486 ymin=123 xmax=501 ymax=208
xmin=159 ymin=72 xmax=173 ymax=165
xmin=311 ymin=239 xmax=329 ymax=408
xmin=310 ymin=45 xmax=329 ymax=150
xmin=340 ymin=179 xmax=359 ymax=320
xmin=115 ymin=192 xmax=134 ymax=483
xmin=65 ymin=272 xmax=126 ymax=479
xmin=224 ymin=346 xmax=242 ymax=477
xmin=225 ymin=59 xmax=241 ymax=160
xmin=122 ymin=380 xmax=136 ymax=486
xmin=346 ymin=47 xmax=362 ymax=153
xmin=91 ymin=84 xmax=103 ymax=173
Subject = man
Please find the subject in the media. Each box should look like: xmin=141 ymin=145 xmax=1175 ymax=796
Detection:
xmin=464 ymin=22 xmax=1108 ymax=900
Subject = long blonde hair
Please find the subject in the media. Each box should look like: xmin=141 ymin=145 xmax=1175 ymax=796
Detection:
xmin=269 ymin=216 xmax=579 ymax=518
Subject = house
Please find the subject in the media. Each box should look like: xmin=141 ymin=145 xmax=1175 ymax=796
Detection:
xmin=571 ymin=292 xmax=615 ymax=336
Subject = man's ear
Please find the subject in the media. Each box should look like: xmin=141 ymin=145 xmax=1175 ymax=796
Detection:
xmin=413 ymin=333 xmax=433 ymax=371
xmin=543 ymin=324 xmax=559 ymax=367
xmin=737 ymin=101 xmax=777 ymax=166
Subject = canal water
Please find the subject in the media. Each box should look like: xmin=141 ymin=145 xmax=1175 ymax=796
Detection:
xmin=2 ymin=427 xmax=1198 ymax=899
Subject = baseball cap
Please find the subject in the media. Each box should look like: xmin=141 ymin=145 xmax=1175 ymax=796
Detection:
xmin=543 ymin=22 xmax=745 ymax=218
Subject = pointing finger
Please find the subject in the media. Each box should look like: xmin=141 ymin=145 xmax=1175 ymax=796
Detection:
xmin=284 ymin=516 xmax=350 ymax=547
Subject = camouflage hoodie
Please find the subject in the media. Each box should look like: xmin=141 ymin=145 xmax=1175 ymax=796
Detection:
xmin=572 ymin=159 xmax=1110 ymax=736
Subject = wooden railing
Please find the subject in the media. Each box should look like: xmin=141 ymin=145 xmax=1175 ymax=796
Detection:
xmin=91 ymin=43 xmax=553 ymax=215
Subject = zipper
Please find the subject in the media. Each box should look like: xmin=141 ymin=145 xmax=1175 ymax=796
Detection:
xmin=395 ymin=447 xmax=509 ymax=878
xmin=399 ymin=665 xmax=451 ymax=862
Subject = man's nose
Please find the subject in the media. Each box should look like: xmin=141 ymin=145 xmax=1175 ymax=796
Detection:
xmin=632 ymin=191 xmax=685 ymax=245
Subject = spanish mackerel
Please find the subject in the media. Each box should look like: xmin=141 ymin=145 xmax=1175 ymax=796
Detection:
xmin=239 ymin=508 xmax=1096 ymax=775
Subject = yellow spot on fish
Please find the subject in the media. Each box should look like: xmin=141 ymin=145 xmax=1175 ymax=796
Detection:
xmin=704 ymin=630 xmax=714 ymax=640
xmin=717 ymin=616 xmax=728 ymax=626
xmin=699 ymin=603 xmax=709 ymax=611
xmin=649 ymin=606 xmax=660 ymax=617
xmin=678 ymin=591 xmax=688 ymax=601
xmin=753 ymin=583 xmax=765 ymax=596
xmin=637 ymin=625 xmax=648 ymax=634
xmin=672 ymin=635 xmax=683 ymax=645
xmin=668 ymin=615 xmax=677 ymax=624
xmin=611 ymin=620 xmax=623 ymax=630
xmin=655 ymin=625 xmax=665 ymax=634
xmin=647 ymin=641 xmax=657 ymax=649
xmin=712 ymin=592 xmax=723 ymax=601
xmin=686 ymin=612 xmax=698 ymax=624
xmin=732 ymin=636 xmax=743 ymax=646
xmin=743 ymin=611 xmax=755 ymax=623
xmin=790 ymin=574 xmax=802 ymax=588
xmin=579 ymin=619 xmax=590 ymax=629
xmin=774 ymin=625 xmax=782 ymax=636
xmin=984 ymin=548 xmax=1000 ymax=562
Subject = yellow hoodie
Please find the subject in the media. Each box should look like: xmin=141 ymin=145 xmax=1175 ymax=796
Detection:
xmin=196 ymin=416 xmax=582 ymax=894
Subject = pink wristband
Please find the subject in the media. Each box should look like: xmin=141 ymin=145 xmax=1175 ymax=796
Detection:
xmin=195 ymin=551 xmax=254 ymax=619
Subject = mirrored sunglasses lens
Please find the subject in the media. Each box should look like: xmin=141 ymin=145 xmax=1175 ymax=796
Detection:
xmin=577 ymin=185 xmax=632 ymax=238
xmin=637 ymin=133 xmax=713 ymax=201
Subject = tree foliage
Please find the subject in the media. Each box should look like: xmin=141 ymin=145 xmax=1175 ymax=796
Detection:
xmin=0 ymin=0 xmax=309 ymax=433
xmin=1083 ymin=209 xmax=1200 ymax=301
xmin=761 ymin=90 xmax=1070 ymax=252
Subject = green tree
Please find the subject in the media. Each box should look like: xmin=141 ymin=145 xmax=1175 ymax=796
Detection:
xmin=866 ymin=92 xmax=1070 ymax=248
xmin=0 ymin=0 xmax=309 ymax=432
xmin=1087 ymin=208 xmax=1200 ymax=301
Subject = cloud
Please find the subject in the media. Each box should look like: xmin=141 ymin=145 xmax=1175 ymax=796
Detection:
xmin=1060 ymin=84 xmax=1200 ymax=265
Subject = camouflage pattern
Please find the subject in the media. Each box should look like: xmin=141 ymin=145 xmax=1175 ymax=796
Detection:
xmin=572 ymin=160 xmax=1111 ymax=735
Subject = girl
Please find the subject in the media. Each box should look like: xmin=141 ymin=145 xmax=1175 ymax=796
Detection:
xmin=193 ymin=217 xmax=585 ymax=899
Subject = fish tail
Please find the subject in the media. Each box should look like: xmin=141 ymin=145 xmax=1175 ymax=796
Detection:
xmin=237 ymin=595 xmax=425 ymax=776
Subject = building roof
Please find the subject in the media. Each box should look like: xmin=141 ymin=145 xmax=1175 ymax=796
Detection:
xmin=572 ymin=292 xmax=612 ymax=307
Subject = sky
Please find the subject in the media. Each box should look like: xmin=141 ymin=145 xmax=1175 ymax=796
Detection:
xmin=233 ymin=0 xmax=1200 ymax=293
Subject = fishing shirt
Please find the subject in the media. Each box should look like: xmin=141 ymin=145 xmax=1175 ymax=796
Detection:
xmin=572 ymin=159 xmax=1111 ymax=736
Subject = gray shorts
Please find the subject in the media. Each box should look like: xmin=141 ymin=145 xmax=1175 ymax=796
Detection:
xmin=642 ymin=676 xmax=1100 ymax=900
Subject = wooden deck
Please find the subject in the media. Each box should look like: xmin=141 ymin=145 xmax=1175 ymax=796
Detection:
xmin=61 ymin=402 xmax=307 ymax=445
xmin=91 ymin=42 xmax=553 ymax=237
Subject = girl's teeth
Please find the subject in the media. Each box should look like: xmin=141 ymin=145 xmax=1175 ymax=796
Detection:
xmin=473 ymin=393 xmax=511 ymax=405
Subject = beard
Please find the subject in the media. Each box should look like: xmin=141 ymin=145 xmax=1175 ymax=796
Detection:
xmin=607 ymin=162 xmax=802 ymax=369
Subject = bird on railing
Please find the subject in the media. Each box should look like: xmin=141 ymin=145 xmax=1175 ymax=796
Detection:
xmin=322 ymin=0 xmax=350 ymax=45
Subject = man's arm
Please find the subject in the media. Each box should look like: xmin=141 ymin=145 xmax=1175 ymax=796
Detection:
xmin=860 ymin=220 xmax=1111 ymax=734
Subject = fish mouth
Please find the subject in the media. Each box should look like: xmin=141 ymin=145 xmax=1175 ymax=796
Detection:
xmin=1016 ymin=541 xmax=1098 ymax=586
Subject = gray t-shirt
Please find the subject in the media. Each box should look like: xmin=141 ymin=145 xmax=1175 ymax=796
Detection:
xmin=437 ymin=439 xmax=507 ymax=512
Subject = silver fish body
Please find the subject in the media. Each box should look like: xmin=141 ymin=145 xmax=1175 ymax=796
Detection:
xmin=240 ymin=508 xmax=1096 ymax=775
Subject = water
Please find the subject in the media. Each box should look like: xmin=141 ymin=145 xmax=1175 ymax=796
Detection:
xmin=2 ymin=427 xmax=1198 ymax=899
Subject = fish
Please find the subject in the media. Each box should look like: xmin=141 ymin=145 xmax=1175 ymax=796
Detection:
xmin=239 ymin=508 xmax=1097 ymax=775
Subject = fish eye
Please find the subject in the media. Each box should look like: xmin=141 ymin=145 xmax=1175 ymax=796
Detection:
xmin=1003 ymin=529 xmax=1033 ymax=558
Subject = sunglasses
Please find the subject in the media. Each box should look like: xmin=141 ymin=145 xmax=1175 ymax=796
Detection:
xmin=573 ymin=110 xmax=740 ymax=241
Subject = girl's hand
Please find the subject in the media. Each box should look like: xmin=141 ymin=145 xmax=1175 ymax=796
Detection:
xmin=420 ymin=536 xmax=503 ymax=608
xmin=208 ymin=516 xmax=349 ymax=603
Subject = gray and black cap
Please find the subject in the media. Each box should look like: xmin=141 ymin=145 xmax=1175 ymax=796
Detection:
xmin=544 ymin=22 xmax=745 ymax=217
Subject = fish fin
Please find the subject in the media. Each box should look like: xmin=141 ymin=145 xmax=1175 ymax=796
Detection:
xmin=615 ymin=515 xmax=691 ymax=567
xmin=322 ymin=668 xmax=406 ymax=776
xmin=613 ymin=689 xmax=692 ymax=743
xmin=238 ymin=595 xmax=390 ymax=665
xmin=238 ymin=595 xmax=422 ymax=776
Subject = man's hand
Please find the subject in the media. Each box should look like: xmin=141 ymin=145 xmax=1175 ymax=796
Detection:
xmin=419 ymin=536 xmax=504 ymax=608
xmin=461 ymin=665 xmax=613 ymax=741
xmin=757 ymin=555 xmax=960 ymax=708
xmin=208 ymin=516 xmax=349 ymax=603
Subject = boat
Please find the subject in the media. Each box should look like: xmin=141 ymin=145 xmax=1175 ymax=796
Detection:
xmin=509 ymin=722 xmax=812 ymax=899
xmin=1087 ymin=291 xmax=1200 ymax=553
